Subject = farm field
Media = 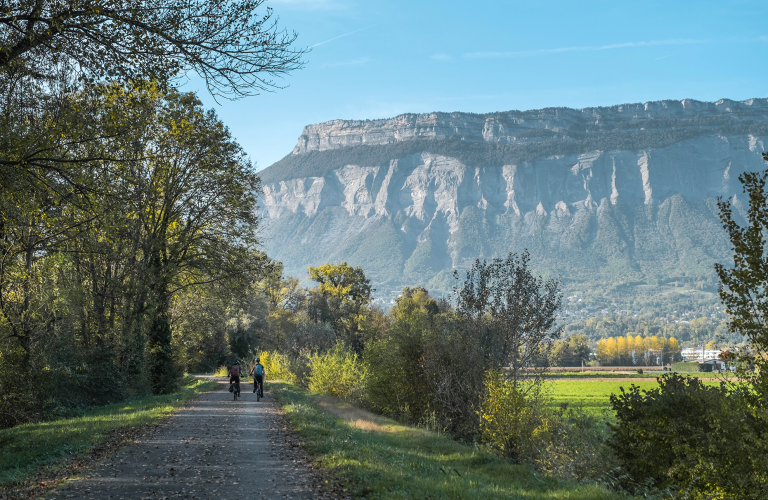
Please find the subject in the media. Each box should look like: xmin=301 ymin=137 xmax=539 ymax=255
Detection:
xmin=547 ymin=379 xmax=723 ymax=416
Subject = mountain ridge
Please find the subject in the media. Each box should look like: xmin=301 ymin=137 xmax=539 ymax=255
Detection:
xmin=262 ymin=97 xmax=768 ymax=184
xmin=257 ymin=98 xmax=768 ymax=299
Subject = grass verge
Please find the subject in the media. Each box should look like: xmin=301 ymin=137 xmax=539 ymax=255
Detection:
xmin=0 ymin=376 xmax=216 ymax=492
xmin=271 ymin=381 xmax=626 ymax=500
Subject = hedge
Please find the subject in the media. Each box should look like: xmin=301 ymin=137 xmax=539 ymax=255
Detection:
xmin=671 ymin=361 xmax=712 ymax=373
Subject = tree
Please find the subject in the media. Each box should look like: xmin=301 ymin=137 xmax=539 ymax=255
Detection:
xmin=121 ymin=86 xmax=263 ymax=393
xmin=0 ymin=0 xmax=306 ymax=99
xmin=634 ymin=334 xmax=645 ymax=364
xmin=307 ymin=262 xmax=373 ymax=307
xmin=307 ymin=262 xmax=373 ymax=354
xmin=668 ymin=337 xmax=681 ymax=363
xmin=453 ymin=251 xmax=563 ymax=386
xmin=365 ymin=287 xmax=441 ymax=422
xmin=549 ymin=334 xmax=591 ymax=367
xmin=716 ymin=160 xmax=768 ymax=396
xmin=2 ymin=83 xmax=265 ymax=398
xmin=597 ymin=338 xmax=610 ymax=365
xmin=616 ymin=336 xmax=628 ymax=365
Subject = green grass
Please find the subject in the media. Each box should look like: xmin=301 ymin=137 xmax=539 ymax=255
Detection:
xmin=543 ymin=371 xmax=668 ymax=379
xmin=0 ymin=376 xmax=216 ymax=487
xmin=547 ymin=381 xmax=663 ymax=417
xmin=271 ymin=381 xmax=627 ymax=500
xmin=547 ymin=379 xmax=722 ymax=416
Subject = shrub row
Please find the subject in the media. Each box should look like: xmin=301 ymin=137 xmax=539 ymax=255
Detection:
xmin=670 ymin=361 xmax=711 ymax=372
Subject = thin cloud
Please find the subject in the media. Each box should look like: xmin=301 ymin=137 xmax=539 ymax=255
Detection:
xmin=311 ymin=25 xmax=378 ymax=48
xmin=319 ymin=57 xmax=371 ymax=68
xmin=465 ymin=38 xmax=708 ymax=59
xmin=431 ymin=53 xmax=451 ymax=61
xmin=269 ymin=0 xmax=341 ymax=10
xmin=655 ymin=53 xmax=677 ymax=60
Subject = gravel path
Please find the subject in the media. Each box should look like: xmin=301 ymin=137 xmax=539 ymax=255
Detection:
xmin=47 ymin=379 xmax=323 ymax=500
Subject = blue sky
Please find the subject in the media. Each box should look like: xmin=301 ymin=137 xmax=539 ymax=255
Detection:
xmin=184 ymin=0 xmax=768 ymax=170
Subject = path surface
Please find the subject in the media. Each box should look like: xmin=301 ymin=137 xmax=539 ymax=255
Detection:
xmin=47 ymin=379 xmax=323 ymax=500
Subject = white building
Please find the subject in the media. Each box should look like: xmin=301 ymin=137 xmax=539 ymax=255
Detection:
xmin=681 ymin=347 xmax=721 ymax=361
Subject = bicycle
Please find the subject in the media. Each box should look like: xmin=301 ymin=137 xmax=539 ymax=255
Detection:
xmin=230 ymin=381 xmax=241 ymax=400
xmin=255 ymin=380 xmax=263 ymax=402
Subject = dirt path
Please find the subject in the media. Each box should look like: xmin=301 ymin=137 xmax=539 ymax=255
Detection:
xmin=46 ymin=378 xmax=324 ymax=500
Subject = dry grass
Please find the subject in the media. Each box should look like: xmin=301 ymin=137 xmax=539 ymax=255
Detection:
xmin=312 ymin=395 xmax=399 ymax=433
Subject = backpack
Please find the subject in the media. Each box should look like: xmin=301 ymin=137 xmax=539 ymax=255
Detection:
xmin=255 ymin=364 xmax=264 ymax=376
xmin=231 ymin=365 xmax=239 ymax=377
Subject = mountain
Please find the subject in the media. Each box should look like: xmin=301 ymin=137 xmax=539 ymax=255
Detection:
xmin=257 ymin=98 xmax=768 ymax=300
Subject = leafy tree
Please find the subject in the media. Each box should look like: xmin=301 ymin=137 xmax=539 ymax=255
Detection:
xmin=365 ymin=287 xmax=440 ymax=422
xmin=1 ymin=83 xmax=265 ymax=403
xmin=453 ymin=250 xmax=563 ymax=385
xmin=0 ymin=0 xmax=305 ymax=98
xmin=549 ymin=335 xmax=590 ymax=367
xmin=117 ymin=86 xmax=262 ymax=393
xmin=260 ymin=262 xmax=304 ymax=313
xmin=716 ymin=157 xmax=768 ymax=397
xmin=307 ymin=262 xmax=373 ymax=353
xmin=595 ymin=335 xmax=679 ymax=366
xmin=307 ymin=262 xmax=373 ymax=307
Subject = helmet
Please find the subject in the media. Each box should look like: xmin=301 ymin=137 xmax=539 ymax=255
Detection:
xmin=235 ymin=360 xmax=240 ymax=364
xmin=256 ymin=357 xmax=261 ymax=362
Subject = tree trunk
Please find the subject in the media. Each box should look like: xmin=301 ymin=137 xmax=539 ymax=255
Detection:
xmin=145 ymin=249 xmax=176 ymax=395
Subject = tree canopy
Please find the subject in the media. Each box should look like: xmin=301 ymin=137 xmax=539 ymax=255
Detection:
xmin=0 ymin=0 xmax=306 ymax=98
xmin=308 ymin=262 xmax=373 ymax=307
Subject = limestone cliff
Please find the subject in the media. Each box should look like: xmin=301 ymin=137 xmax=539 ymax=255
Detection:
xmin=258 ymin=98 xmax=768 ymax=297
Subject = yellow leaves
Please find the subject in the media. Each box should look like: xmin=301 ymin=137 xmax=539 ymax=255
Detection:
xmin=597 ymin=334 xmax=682 ymax=365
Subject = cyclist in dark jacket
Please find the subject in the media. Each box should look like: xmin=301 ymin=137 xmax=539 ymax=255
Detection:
xmin=229 ymin=360 xmax=241 ymax=391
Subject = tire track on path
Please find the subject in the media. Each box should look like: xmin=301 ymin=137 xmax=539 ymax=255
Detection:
xmin=47 ymin=378 xmax=324 ymax=500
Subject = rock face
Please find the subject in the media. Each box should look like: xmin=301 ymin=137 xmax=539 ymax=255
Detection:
xmin=291 ymin=98 xmax=768 ymax=154
xmin=259 ymin=98 xmax=768 ymax=298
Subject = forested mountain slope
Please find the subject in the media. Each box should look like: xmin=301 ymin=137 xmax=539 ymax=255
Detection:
xmin=258 ymin=98 xmax=768 ymax=299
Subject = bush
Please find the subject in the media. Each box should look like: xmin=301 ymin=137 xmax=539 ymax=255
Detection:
xmin=307 ymin=343 xmax=367 ymax=401
xmin=479 ymin=370 xmax=543 ymax=460
xmin=608 ymin=373 xmax=768 ymax=498
xmin=419 ymin=326 xmax=485 ymax=436
xmin=636 ymin=368 xmax=643 ymax=374
xmin=363 ymin=288 xmax=439 ymax=424
xmin=479 ymin=370 xmax=618 ymax=478
xmin=257 ymin=351 xmax=298 ymax=385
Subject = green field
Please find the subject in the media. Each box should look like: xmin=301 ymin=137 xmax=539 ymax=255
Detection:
xmin=547 ymin=381 xmax=662 ymax=417
xmin=544 ymin=371 xmax=666 ymax=379
xmin=547 ymin=379 xmax=722 ymax=416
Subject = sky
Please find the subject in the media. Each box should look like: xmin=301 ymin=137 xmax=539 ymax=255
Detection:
xmin=182 ymin=0 xmax=768 ymax=171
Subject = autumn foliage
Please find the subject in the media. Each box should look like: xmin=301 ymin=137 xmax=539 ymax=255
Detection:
xmin=595 ymin=335 xmax=680 ymax=366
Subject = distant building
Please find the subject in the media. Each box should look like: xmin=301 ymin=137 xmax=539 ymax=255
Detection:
xmin=681 ymin=347 xmax=721 ymax=361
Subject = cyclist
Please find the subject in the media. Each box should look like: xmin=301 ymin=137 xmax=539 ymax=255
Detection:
xmin=250 ymin=357 xmax=265 ymax=396
xmin=228 ymin=360 xmax=241 ymax=393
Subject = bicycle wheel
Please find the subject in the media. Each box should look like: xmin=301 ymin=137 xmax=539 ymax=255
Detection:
xmin=256 ymin=384 xmax=260 ymax=402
